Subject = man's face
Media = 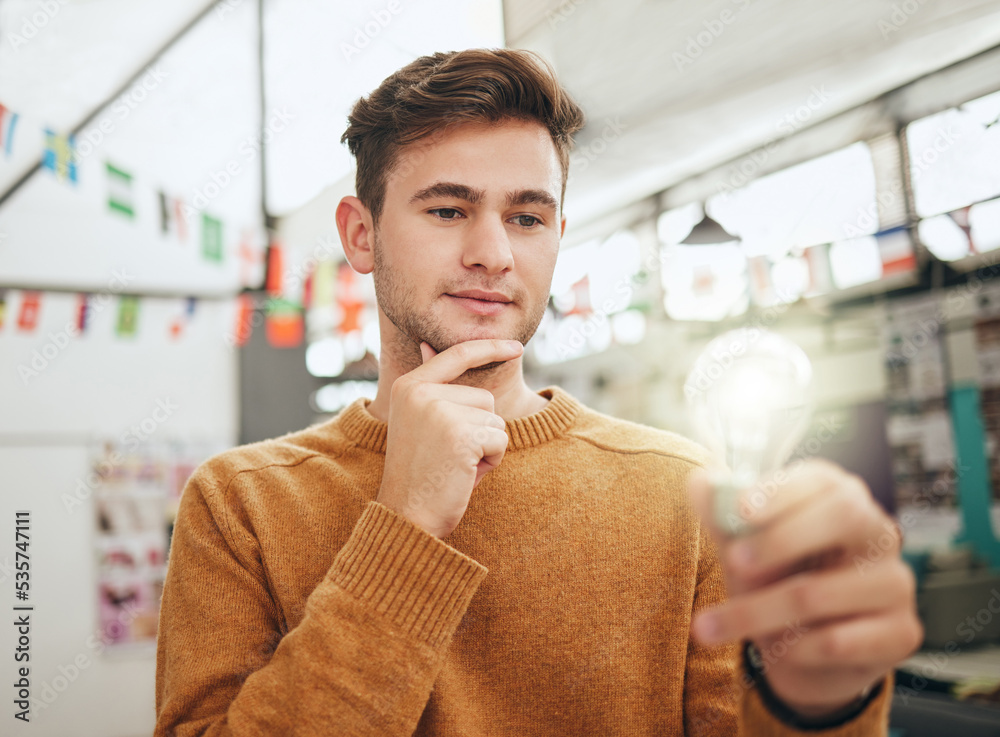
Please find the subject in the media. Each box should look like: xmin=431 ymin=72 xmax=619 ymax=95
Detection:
xmin=371 ymin=118 xmax=564 ymax=358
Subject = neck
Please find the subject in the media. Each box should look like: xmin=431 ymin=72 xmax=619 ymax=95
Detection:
xmin=365 ymin=316 xmax=548 ymax=423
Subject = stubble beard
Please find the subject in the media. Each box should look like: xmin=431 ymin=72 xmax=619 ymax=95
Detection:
xmin=371 ymin=231 xmax=548 ymax=379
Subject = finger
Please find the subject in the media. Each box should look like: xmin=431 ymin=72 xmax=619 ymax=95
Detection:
xmin=774 ymin=609 xmax=924 ymax=669
xmin=692 ymin=558 xmax=915 ymax=645
xmin=725 ymin=478 xmax=886 ymax=580
xmin=473 ymin=426 xmax=511 ymax=486
xmin=420 ymin=341 xmax=437 ymax=363
xmin=740 ymin=459 xmax=846 ymax=529
xmin=410 ymin=339 xmax=524 ymax=385
xmin=412 ymin=382 xmax=501 ymax=414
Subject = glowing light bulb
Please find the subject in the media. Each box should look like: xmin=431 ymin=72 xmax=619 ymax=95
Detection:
xmin=684 ymin=328 xmax=814 ymax=535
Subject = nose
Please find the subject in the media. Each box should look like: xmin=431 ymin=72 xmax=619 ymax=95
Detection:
xmin=461 ymin=214 xmax=514 ymax=274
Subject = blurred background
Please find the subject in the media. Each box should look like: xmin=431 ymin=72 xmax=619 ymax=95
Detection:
xmin=2 ymin=0 xmax=1000 ymax=734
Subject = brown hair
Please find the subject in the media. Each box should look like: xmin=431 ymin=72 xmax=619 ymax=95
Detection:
xmin=341 ymin=48 xmax=586 ymax=226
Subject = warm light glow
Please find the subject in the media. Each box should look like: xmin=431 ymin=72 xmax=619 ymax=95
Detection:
xmin=312 ymin=381 xmax=378 ymax=413
xmin=611 ymin=309 xmax=646 ymax=345
xmin=918 ymin=216 xmax=970 ymax=262
xmin=306 ymin=338 xmax=346 ymax=377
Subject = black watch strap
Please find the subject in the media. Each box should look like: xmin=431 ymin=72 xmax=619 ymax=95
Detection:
xmin=743 ymin=641 xmax=883 ymax=730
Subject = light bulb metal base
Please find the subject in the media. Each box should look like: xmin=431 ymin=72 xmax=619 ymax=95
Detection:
xmin=709 ymin=470 xmax=755 ymax=537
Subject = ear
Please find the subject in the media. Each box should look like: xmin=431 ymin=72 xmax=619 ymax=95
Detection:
xmin=560 ymin=217 xmax=567 ymax=239
xmin=336 ymin=196 xmax=375 ymax=274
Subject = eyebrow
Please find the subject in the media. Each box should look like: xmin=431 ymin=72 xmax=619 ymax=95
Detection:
xmin=408 ymin=181 xmax=558 ymax=213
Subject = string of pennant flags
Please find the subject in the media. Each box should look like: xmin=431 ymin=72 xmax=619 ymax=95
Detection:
xmin=0 ymin=99 xmax=234 ymax=267
xmin=0 ymin=245 xmax=375 ymax=350
xmin=0 ymin=289 xmax=196 ymax=340
xmin=0 ymin=98 xmax=327 ymax=348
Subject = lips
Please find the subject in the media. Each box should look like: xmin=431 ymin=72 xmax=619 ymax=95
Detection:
xmin=446 ymin=291 xmax=513 ymax=316
xmin=447 ymin=290 xmax=512 ymax=303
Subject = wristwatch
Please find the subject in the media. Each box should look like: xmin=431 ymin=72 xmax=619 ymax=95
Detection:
xmin=743 ymin=641 xmax=882 ymax=730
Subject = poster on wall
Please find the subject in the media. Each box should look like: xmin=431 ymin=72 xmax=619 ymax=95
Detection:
xmin=882 ymin=294 xmax=957 ymax=510
xmin=87 ymin=439 xmax=226 ymax=650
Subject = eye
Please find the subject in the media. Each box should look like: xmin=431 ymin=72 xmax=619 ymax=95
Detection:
xmin=429 ymin=207 xmax=463 ymax=221
xmin=512 ymin=214 xmax=541 ymax=228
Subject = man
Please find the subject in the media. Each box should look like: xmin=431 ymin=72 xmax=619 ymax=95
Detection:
xmin=155 ymin=48 xmax=921 ymax=735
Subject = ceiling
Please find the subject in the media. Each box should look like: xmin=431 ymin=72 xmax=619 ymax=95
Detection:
xmin=504 ymin=0 xmax=1000 ymax=244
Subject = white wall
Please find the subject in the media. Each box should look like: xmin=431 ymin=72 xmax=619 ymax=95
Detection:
xmin=0 ymin=292 xmax=237 ymax=737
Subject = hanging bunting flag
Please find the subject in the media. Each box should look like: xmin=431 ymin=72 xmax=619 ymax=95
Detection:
xmin=0 ymin=289 xmax=7 ymax=330
xmin=42 ymin=129 xmax=78 ymax=183
xmin=691 ymin=265 xmax=716 ymax=297
xmin=336 ymin=262 xmax=365 ymax=334
xmin=201 ymin=213 xmax=223 ymax=262
xmin=747 ymin=255 xmax=774 ymax=305
xmin=175 ymin=199 xmax=190 ymax=241
xmin=803 ymin=244 xmax=834 ymax=295
xmin=303 ymin=268 xmax=314 ymax=310
xmin=116 ymin=296 xmax=140 ymax=338
xmin=947 ymin=206 xmax=976 ymax=255
xmin=233 ymin=293 xmax=254 ymax=347
xmin=237 ymin=230 xmax=263 ymax=287
xmin=168 ymin=297 xmax=198 ymax=339
xmin=158 ymin=191 xmax=189 ymax=241
xmin=310 ymin=260 xmax=337 ymax=310
xmin=877 ymin=227 xmax=918 ymax=277
xmin=76 ymin=293 xmax=92 ymax=334
xmin=265 ymin=241 xmax=285 ymax=296
xmin=17 ymin=291 xmax=41 ymax=332
xmin=564 ymin=274 xmax=592 ymax=316
xmin=0 ymin=103 xmax=19 ymax=157
xmin=265 ymin=297 xmax=304 ymax=348
xmin=106 ymin=162 xmax=135 ymax=219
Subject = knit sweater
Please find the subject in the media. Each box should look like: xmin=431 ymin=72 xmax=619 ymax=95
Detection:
xmin=154 ymin=384 xmax=892 ymax=736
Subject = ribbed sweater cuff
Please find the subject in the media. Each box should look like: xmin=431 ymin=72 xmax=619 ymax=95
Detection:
xmin=329 ymin=501 xmax=489 ymax=650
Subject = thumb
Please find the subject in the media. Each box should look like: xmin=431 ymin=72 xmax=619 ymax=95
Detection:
xmin=419 ymin=341 xmax=437 ymax=364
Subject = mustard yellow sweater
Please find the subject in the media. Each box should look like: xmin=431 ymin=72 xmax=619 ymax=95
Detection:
xmin=155 ymin=385 xmax=891 ymax=736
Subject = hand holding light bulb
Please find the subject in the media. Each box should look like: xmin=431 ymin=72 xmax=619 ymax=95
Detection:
xmin=685 ymin=328 xmax=814 ymax=536
xmin=683 ymin=328 xmax=923 ymax=724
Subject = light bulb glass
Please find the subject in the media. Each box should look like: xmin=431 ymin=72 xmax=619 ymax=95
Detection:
xmin=684 ymin=328 xmax=814 ymax=534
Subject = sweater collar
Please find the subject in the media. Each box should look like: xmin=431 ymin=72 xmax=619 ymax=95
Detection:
xmin=335 ymin=385 xmax=583 ymax=454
